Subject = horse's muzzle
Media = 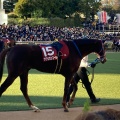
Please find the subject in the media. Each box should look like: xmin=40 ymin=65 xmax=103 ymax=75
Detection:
xmin=100 ymin=57 xmax=107 ymax=63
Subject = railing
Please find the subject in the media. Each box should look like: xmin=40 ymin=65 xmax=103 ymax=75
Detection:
xmin=95 ymin=24 xmax=120 ymax=33
xmin=16 ymin=41 xmax=53 ymax=45
xmin=85 ymin=24 xmax=120 ymax=33
xmin=103 ymin=24 xmax=120 ymax=33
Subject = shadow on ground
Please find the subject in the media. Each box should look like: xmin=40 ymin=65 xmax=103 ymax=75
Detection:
xmin=0 ymin=95 xmax=120 ymax=111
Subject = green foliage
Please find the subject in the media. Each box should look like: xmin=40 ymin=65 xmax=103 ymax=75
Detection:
xmin=74 ymin=13 xmax=81 ymax=27
xmin=12 ymin=0 xmax=102 ymax=20
xmin=78 ymin=0 xmax=101 ymax=21
xmin=14 ymin=0 xmax=36 ymax=19
xmin=5 ymin=0 xmax=119 ymax=22
xmin=8 ymin=17 xmax=76 ymax=27
xmin=22 ymin=18 xmax=50 ymax=26
xmin=8 ymin=12 xmax=18 ymax=18
xmin=83 ymin=100 xmax=90 ymax=112
xmin=32 ymin=10 xmax=42 ymax=18
xmin=8 ymin=18 xmax=49 ymax=26
xmin=49 ymin=17 xmax=74 ymax=27
xmin=8 ymin=18 xmax=20 ymax=25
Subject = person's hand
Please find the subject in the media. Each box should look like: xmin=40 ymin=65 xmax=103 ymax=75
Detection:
xmin=90 ymin=63 xmax=96 ymax=68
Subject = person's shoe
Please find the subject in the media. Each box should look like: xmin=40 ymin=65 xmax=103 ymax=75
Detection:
xmin=91 ymin=98 xmax=100 ymax=103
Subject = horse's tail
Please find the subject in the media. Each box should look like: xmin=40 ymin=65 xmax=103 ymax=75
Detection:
xmin=0 ymin=48 xmax=11 ymax=83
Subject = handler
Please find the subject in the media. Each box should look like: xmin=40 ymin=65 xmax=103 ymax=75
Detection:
xmin=66 ymin=56 xmax=100 ymax=105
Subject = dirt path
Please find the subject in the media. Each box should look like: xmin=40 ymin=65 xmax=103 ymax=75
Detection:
xmin=0 ymin=104 xmax=120 ymax=120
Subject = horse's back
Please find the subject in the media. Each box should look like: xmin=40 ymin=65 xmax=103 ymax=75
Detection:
xmin=7 ymin=44 xmax=43 ymax=67
xmin=8 ymin=44 xmax=40 ymax=57
xmin=7 ymin=44 xmax=61 ymax=73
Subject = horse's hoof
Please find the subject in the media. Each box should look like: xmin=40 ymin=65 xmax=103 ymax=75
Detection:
xmin=30 ymin=105 xmax=40 ymax=112
xmin=33 ymin=109 xmax=40 ymax=112
xmin=67 ymin=102 xmax=70 ymax=108
xmin=64 ymin=109 xmax=69 ymax=112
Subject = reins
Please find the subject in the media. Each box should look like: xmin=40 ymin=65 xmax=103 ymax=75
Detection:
xmin=80 ymin=58 xmax=101 ymax=88
xmin=98 ymin=40 xmax=106 ymax=61
xmin=90 ymin=68 xmax=94 ymax=84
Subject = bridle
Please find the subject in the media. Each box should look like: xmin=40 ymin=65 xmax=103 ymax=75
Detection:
xmin=96 ymin=41 xmax=106 ymax=63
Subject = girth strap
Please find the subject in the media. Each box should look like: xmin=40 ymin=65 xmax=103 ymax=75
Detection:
xmin=54 ymin=51 xmax=63 ymax=73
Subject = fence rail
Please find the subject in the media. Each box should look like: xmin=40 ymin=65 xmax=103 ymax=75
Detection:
xmin=16 ymin=41 xmax=53 ymax=45
xmin=85 ymin=24 xmax=120 ymax=33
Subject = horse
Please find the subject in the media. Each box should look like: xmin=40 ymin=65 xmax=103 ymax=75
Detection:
xmin=0 ymin=39 xmax=106 ymax=112
xmin=75 ymin=109 xmax=120 ymax=120
xmin=0 ymin=41 xmax=4 ymax=53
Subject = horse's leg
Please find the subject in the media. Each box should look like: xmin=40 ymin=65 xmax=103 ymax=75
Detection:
xmin=62 ymin=76 xmax=73 ymax=112
xmin=62 ymin=78 xmax=69 ymax=112
xmin=19 ymin=71 xmax=40 ymax=112
xmin=69 ymin=78 xmax=78 ymax=107
xmin=0 ymin=75 xmax=17 ymax=96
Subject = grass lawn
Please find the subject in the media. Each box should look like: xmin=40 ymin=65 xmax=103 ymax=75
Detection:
xmin=0 ymin=52 xmax=120 ymax=111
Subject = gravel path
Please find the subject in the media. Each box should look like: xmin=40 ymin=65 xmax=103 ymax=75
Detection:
xmin=0 ymin=104 xmax=120 ymax=120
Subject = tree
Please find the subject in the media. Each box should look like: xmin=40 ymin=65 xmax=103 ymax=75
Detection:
xmin=14 ymin=0 xmax=36 ymax=19
xmin=101 ymin=0 xmax=120 ymax=10
xmin=101 ymin=0 xmax=120 ymax=22
xmin=58 ymin=0 xmax=80 ymax=18
xmin=14 ymin=0 xmax=102 ymax=21
xmin=78 ymin=0 xmax=101 ymax=22
xmin=33 ymin=0 xmax=80 ymax=18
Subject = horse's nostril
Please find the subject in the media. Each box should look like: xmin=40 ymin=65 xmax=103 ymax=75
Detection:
xmin=102 ymin=59 xmax=107 ymax=63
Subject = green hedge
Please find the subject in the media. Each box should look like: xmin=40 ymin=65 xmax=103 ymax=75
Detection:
xmin=8 ymin=17 xmax=82 ymax=27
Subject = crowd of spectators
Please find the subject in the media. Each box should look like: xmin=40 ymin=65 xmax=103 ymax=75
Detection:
xmin=0 ymin=24 xmax=120 ymax=43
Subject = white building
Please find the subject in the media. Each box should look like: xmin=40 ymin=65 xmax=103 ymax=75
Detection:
xmin=0 ymin=0 xmax=8 ymax=25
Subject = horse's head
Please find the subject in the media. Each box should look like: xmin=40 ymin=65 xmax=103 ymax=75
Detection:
xmin=71 ymin=39 xmax=107 ymax=64
xmin=95 ymin=40 xmax=107 ymax=64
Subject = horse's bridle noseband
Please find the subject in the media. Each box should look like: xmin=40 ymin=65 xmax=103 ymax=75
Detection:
xmin=97 ymin=42 xmax=106 ymax=63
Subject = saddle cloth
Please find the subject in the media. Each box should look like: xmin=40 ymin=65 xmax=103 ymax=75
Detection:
xmin=40 ymin=40 xmax=69 ymax=62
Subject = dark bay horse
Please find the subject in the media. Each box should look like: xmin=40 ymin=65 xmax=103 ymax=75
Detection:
xmin=0 ymin=39 xmax=106 ymax=112
xmin=0 ymin=41 xmax=4 ymax=53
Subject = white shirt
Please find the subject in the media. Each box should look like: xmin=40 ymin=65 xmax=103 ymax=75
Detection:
xmin=119 ymin=40 xmax=120 ymax=45
xmin=80 ymin=56 xmax=89 ymax=68
xmin=116 ymin=14 xmax=120 ymax=23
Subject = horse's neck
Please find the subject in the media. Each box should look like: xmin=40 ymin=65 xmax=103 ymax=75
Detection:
xmin=81 ymin=50 xmax=94 ymax=58
xmin=79 ymin=44 xmax=95 ymax=58
xmin=65 ymin=39 xmax=99 ymax=59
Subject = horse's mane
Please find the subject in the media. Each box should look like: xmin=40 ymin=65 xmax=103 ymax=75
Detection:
xmin=73 ymin=39 xmax=102 ymax=45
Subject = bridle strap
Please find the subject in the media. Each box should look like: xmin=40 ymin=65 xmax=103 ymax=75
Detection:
xmin=98 ymin=41 xmax=105 ymax=58
xmin=90 ymin=68 xmax=94 ymax=84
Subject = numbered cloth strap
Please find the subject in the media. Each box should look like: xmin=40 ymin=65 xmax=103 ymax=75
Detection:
xmin=40 ymin=40 xmax=69 ymax=62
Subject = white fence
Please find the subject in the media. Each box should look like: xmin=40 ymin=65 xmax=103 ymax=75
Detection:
xmin=16 ymin=41 xmax=53 ymax=45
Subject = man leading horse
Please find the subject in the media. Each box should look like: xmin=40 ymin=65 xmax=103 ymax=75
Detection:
xmin=66 ymin=55 xmax=101 ymax=107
